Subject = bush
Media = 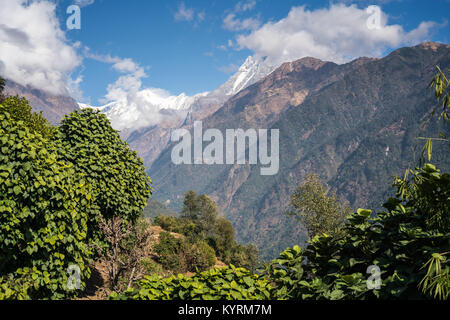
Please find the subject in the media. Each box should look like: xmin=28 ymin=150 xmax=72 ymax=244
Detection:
xmin=153 ymin=215 xmax=193 ymax=235
xmin=266 ymin=164 xmax=450 ymax=300
xmin=140 ymin=258 xmax=164 ymax=276
xmin=0 ymin=111 xmax=93 ymax=299
xmin=54 ymin=108 xmax=152 ymax=244
xmin=153 ymin=232 xmax=185 ymax=273
xmin=183 ymin=241 xmax=216 ymax=272
xmin=109 ymin=265 xmax=272 ymax=300
xmin=153 ymin=232 xmax=216 ymax=273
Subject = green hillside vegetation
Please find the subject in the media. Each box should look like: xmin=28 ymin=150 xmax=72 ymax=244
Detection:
xmin=153 ymin=190 xmax=259 ymax=272
xmin=0 ymin=64 xmax=449 ymax=300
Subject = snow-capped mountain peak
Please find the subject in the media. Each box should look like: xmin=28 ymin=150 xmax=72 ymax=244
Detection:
xmin=214 ymin=56 xmax=277 ymax=97
xmin=78 ymin=55 xmax=276 ymax=131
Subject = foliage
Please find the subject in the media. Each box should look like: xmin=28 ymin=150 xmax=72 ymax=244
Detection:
xmin=0 ymin=110 xmax=93 ymax=299
xmin=0 ymin=96 xmax=53 ymax=139
xmin=419 ymin=67 xmax=450 ymax=163
xmin=153 ymin=215 xmax=196 ymax=236
xmin=418 ymin=252 xmax=449 ymax=300
xmin=0 ymin=272 xmax=32 ymax=300
xmin=153 ymin=232 xmax=216 ymax=273
xmin=183 ymin=241 xmax=217 ymax=272
xmin=143 ymin=199 xmax=176 ymax=220
xmin=153 ymin=232 xmax=186 ymax=273
xmin=139 ymin=258 xmax=164 ymax=276
xmin=267 ymin=164 xmax=449 ymax=300
xmin=228 ymin=243 xmax=260 ymax=273
xmin=109 ymin=265 xmax=272 ymax=300
xmin=54 ymin=108 xmax=152 ymax=244
xmin=287 ymin=174 xmax=352 ymax=239
xmin=153 ymin=191 xmax=260 ymax=270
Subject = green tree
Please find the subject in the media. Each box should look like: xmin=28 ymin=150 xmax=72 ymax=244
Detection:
xmin=211 ymin=217 xmax=235 ymax=261
xmin=0 ymin=111 xmax=93 ymax=299
xmin=181 ymin=190 xmax=200 ymax=220
xmin=153 ymin=232 xmax=185 ymax=273
xmin=54 ymin=108 xmax=152 ymax=243
xmin=156 ymin=191 xmax=260 ymax=270
xmin=153 ymin=232 xmax=216 ymax=273
xmin=287 ymin=174 xmax=352 ymax=239
xmin=0 ymin=96 xmax=53 ymax=139
xmin=180 ymin=191 xmax=219 ymax=239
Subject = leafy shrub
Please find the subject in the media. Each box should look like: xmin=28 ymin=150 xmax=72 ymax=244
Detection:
xmin=153 ymin=215 xmax=195 ymax=235
xmin=140 ymin=258 xmax=164 ymax=276
xmin=154 ymin=232 xmax=185 ymax=273
xmin=267 ymin=164 xmax=450 ymax=300
xmin=0 ymin=111 xmax=93 ymax=299
xmin=54 ymin=108 xmax=152 ymax=244
xmin=0 ymin=273 xmax=32 ymax=300
xmin=183 ymin=240 xmax=216 ymax=272
xmin=109 ymin=265 xmax=272 ymax=300
xmin=154 ymin=192 xmax=260 ymax=270
xmin=153 ymin=231 xmax=216 ymax=273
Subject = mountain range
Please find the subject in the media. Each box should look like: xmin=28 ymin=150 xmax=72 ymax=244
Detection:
xmin=145 ymin=42 xmax=450 ymax=259
xmin=4 ymin=42 xmax=450 ymax=259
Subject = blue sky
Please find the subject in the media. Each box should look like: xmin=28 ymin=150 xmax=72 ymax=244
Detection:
xmin=1 ymin=0 xmax=449 ymax=105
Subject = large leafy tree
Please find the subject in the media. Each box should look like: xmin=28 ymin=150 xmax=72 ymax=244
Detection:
xmin=0 ymin=110 xmax=93 ymax=299
xmin=54 ymin=109 xmax=152 ymax=242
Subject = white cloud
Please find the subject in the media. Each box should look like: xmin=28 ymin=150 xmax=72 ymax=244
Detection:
xmin=83 ymin=50 xmax=147 ymax=104
xmin=218 ymin=63 xmax=240 ymax=74
xmin=223 ymin=0 xmax=260 ymax=32
xmin=197 ymin=11 xmax=206 ymax=22
xmin=74 ymin=0 xmax=95 ymax=8
xmin=235 ymin=4 xmax=437 ymax=65
xmin=0 ymin=0 xmax=82 ymax=95
xmin=174 ymin=2 xmax=195 ymax=22
xmin=223 ymin=13 xmax=261 ymax=31
xmin=82 ymin=48 xmax=206 ymax=130
xmin=174 ymin=2 xmax=205 ymax=25
xmin=234 ymin=0 xmax=257 ymax=13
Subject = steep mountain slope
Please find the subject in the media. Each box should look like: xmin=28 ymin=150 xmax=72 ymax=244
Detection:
xmin=3 ymin=79 xmax=79 ymax=124
xmin=80 ymin=56 xmax=276 ymax=168
xmin=148 ymin=42 xmax=450 ymax=259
